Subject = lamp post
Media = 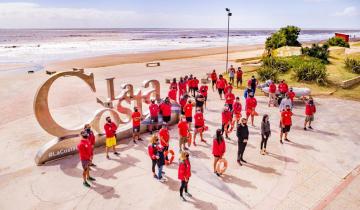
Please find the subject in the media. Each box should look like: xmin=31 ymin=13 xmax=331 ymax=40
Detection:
xmin=225 ymin=8 xmax=232 ymax=73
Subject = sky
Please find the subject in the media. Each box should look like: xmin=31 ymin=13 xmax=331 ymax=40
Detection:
xmin=0 ymin=0 xmax=359 ymax=29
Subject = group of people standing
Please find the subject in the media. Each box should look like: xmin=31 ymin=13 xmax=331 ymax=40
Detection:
xmin=76 ymin=65 xmax=318 ymax=202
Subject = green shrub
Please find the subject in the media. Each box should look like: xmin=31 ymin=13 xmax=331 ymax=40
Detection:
xmin=293 ymin=60 xmax=327 ymax=85
xmin=301 ymin=44 xmax=329 ymax=64
xmin=262 ymin=56 xmax=291 ymax=73
xmin=265 ymin=26 xmax=301 ymax=50
xmin=344 ymin=57 xmax=360 ymax=74
xmin=257 ymin=66 xmax=279 ymax=82
xmin=326 ymin=37 xmax=350 ymax=48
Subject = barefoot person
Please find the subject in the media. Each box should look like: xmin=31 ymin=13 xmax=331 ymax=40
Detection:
xmin=178 ymin=151 xmax=192 ymax=201
xmin=304 ymin=97 xmax=316 ymax=130
xmin=236 ymin=67 xmax=243 ymax=88
xmin=212 ymin=129 xmax=226 ymax=176
xmin=84 ymin=124 xmax=96 ymax=167
xmin=260 ymin=114 xmax=271 ymax=155
xmin=148 ymin=134 xmax=159 ymax=179
xmin=210 ymin=69 xmax=218 ymax=91
xmin=178 ymin=116 xmax=189 ymax=151
xmin=236 ymin=118 xmax=249 ymax=166
xmin=193 ymin=108 xmax=206 ymax=146
xmin=77 ymin=130 xmax=96 ymax=187
xmin=132 ymin=107 xmax=143 ymax=144
xmin=280 ymin=105 xmax=292 ymax=144
xmin=104 ymin=116 xmax=119 ymax=159
xmin=245 ymin=92 xmax=257 ymax=126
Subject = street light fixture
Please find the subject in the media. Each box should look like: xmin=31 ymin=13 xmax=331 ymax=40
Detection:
xmin=225 ymin=8 xmax=232 ymax=73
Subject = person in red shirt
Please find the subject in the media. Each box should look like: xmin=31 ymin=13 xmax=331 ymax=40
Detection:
xmin=193 ymin=77 xmax=199 ymax=95
xmin=178 ymin=151 xmax=192 ymax=201
xmin=280 ymin=105 xmax=292 ymax=144
xmin=148 ymin=134 xmax=159 ymax=179
xmin=199 ymin=84 xmax=208 ymax=109
xmin=104 ymin=116 xmax=119 ymax=159
xmin=210 ymin=69 xmax=218 ymax=91
xmin=278 ymin=80 xmax=289 ymax=95
xmin=178 ymin=77 xmax=187 ymax=101
xmin=168 ymin=86 xmax=177 ymax=102
xmin=225 ymin=88 xmax=235 ymax=111
xmin=304 ymin=98 xmax=316 ymax=130
xmin=183 ymin=99 xmax=194 ymax=130
xmin=222 ymin=105 xmax=232 ymax=139
xmin=148 ymin=99 xmax=159 ymax=134
xmin=287 ymin=88 xmax=296 ymax=106
xmin=212 ymin=129 xmax=226 ymax=176
xmin=159 ymin=123 xmax=170 ymax=160
xmin=169 ymin=78 xmax=178 ymax=90
xmin=224 ymin=84 xmax=233 ymax=96
xmin=178 ymin=116 xmax=189 ymax=151
xmin=193 ymin=108 xmax=206 ymax=146
xmin=268 ymin=81 xmax=277 ymax=107
xmin=160 ymin=97 xmax=172 ymax=126
xmin=179 ymin=93 xmax=189 ymax=115
xmin=77 ymin=130 xmax=96 ymax=187
xmin=245 ymin=92 xmax=257 ymax=126
xmin=84 ymin=124 xmax=96 ymax=167
xmin=233 ymin=97 xmax=242 ymax=125
xmin=132 ymin=107 xmax=143 ymax=144
xmin=188 ymin=75 xmax=195 ymax=97
xmin=236 ymin=67 xmax=243 ymax=87
xmin=216 ymin=75 xmax=226 ymax=100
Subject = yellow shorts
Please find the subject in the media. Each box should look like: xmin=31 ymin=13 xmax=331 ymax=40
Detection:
xmin=106 ymin=136 xmax=117 ymax=147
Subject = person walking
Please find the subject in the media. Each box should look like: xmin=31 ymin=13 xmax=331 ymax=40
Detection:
xmin=178 ymin=116 xmax=189 ymax=151
xmin=225 ymin=88 xmax=235 ymax=112
xmin=212 ymin=129 xmax=226 ymax=176
xmin=178 ymin=151 xmax=192 ymax=201
xmin=193 ymin=108 xmax=206 ymax=145
xmin=131 ymin=107 xmax=143 ymax=144
xmin=183 ymin=99 xmax=193 ymax=130
xmin=304 ymin=97 xmax=316 ymax=130
xmin=236 ymin=118 xmax=249 ymax=166
xmin=210 ymin=69 xmax=218 ymax=91
xmin=280 ymin=105 xmax=292 ymax=144
xmin=104 ymin=116 xmax=119 ymax=159
xmin=77 ymin=130 xmax=96 ymax=187
xmin=221 ymin=105 xmax=232 ymax=139
xmin=229 ymin=65 xmax=235 ymax=85
xmin=268 ymin=81 xmax=277 ymax=107
xmin=216 ymin=75 xmax=226 ymax=100
xmin=245 ymin=92 xmax=257 ymax=126
xmin=236 ymin=67 xmax=243 ymax=87
xmin=260 ymin=114 xmax=271 ymax=155
xmin=233 ymin=97 xmax=242 ymax=126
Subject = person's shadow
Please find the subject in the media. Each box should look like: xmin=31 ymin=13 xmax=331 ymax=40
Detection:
xmin=243 ymin=162 xmax=281 ymax=176
xmin=267 ymin=152 xmax=298 ymax=163
xmin=221 ymin=174 xmax=257 ymax=189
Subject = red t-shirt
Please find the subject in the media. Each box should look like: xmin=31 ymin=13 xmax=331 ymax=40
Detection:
xmin=188 ymin=79 xmax=194 ymax=88
xmin=233 ymin=102 xmax=242 ymax=114
xmin=178 ymin=121 xmax=188 ymax=137
xmin=246 ymin=97 xmax=257 ymax=110
xmin=212 ymin=139 xmax=226 ymax=156
xmin=199 ymin=85 xmax=208 ymax=97
xmin=168 ymin=89 xmax=177 ymax=101
xmin=194 ymin=112 xmax=205 ymax=127
xmin=160 ymin=102 xmax=172 ymax=117
xmin=305 ymin=104 xmax=316 ymax=115
xmin=222 ymin=111 xmax=232 ymax=124
xmin=281 ymin=110 xmax=292 ymax=126
xmin=132 ymin=111 xmax=141 ymax=127
xmin=170 ymin=82 xmax=178 ymax=90
xmin=288 ymin=91 xmax=295 ymax=102
xmin=77 ymin=139 xmax=92 ymax=160
xmin=225 ymin=93 xmax=235 ymax=105
xmin=159 ymin=128 xmax=170 ymax=146
xmin=184 ymin=103 xmax=193 ymax=117
xmin=149 ymin=103 xmax=159 ymax=117
xmin=211 ymin=72 xmax=217 ymax=81
xmin=269 ymin=83 xmax=276 ymax=93
xmin=179 ymin=82 xmax=187 ymax=93
xmin=180 ymin=98 xmax=187 ymax=108
xmin=278 ymin=83 xmax=289 ymax=93
xmin=178 ymin=159 xmax=191 ymax=181
xmin=236 ymin=70 xmax=243 ymax=79
xmin=193 ymin=79 xmax=199 ymax=88
xmin=224 ymin=85 xmax=233 ymax=94
xmin=104 ymin=122 xmax=117 ymax=138
xmin=216 ymin=79 xmax=226 ymax=89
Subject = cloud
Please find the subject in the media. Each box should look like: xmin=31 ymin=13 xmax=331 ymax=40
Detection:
xmin=0 ymin=2 xmax=137 ymax=28
xmin=335 ymin=6 xmax=359 ymax=17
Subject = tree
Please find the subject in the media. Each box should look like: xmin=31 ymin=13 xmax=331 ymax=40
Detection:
xmin=265 ymin=25 xmax=302 ymax=50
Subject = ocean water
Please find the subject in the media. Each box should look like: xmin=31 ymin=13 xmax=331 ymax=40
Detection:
xmin=0 ymin=28 xmax=360 ymax=71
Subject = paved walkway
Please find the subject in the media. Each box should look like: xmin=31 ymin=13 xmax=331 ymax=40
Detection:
xmin=0 ymin=53 xmax=360 ymax=209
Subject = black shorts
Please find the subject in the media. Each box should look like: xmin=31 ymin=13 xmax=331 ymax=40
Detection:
xmin=133 ymin=126 xmax=140 ymax=133
xmin=218 ymin=88 xmax=224 ymax=95
xmin=163 ymin=116 xmax=171 ymax=123
xmin=186 ymin=117 xmax=192 ymax=123
xmin=81 ymin=160 xmax=90 ymax=170
xmin=195 ymin=125 xmax=203 ymax=129
xmin=212 ymin=80 xmax=216 ymax=86
xmin=227 ymin=103 xmax=233 ymax=111
xmin=194 ymin=87 xmax=198 ymax=92
xmin=181 ymin=110 xmax=185 ymax=115
xmin=282 ymin=125 xmax=291 ymax=133
xmin=204 ymin=96 xmax=207 ymax=101
xmin=214 ymin=155 xmax=220 ymax=158
xmin=237 ymin=78 xmax=242 ymax=83
xmin=151 ymin=116 xmax=158 ymax=124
